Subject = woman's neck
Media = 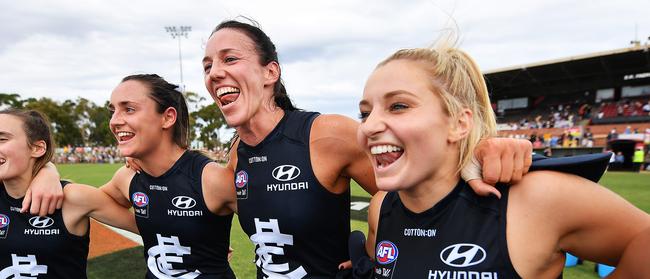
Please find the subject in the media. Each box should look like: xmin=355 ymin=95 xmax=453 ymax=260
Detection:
xmin=2 ymin=171 xmax=33 ymax=199
xmin=237 ymin=107 xmax=285 ymax=147
xmin=138 ymin=142 xmax=186 ymax=177
xmin=399 ymin=173 xmax=460 ymax=214
xmin=399 ymin=154 xmax=461 ymax=214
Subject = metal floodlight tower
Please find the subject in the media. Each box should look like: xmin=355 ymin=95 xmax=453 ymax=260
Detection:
xmin=165 ymin=25 xmax=192 ymax=91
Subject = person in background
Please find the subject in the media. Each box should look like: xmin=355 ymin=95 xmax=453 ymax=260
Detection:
xmin=608 ymin=128 xmax=618 ymax=141
xmin=615 ymin=152 xmax=625 ymax=165
xmin=582 ymin=127 xmax=594 ymax=147
xmin=633 ymin=146 xmax=645 ymax=172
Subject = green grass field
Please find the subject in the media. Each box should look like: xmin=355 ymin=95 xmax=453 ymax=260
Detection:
xmin=57 ymin=164 xmax=650 ymax=279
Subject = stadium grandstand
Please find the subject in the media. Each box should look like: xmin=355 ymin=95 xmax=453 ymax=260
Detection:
xmin=486 ymin=43 xmax=650 ymax=171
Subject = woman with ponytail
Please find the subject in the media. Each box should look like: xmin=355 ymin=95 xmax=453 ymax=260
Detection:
xmin=201 ymin=19 xmax=539 ymax=278
xmin=29 ymin=74 xmax=238 ymax=278
xmin=359 ymin=45 xmax=650 ymax=278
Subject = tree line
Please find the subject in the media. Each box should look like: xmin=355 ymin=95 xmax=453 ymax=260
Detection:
xmin=0 ymin=92 xmax=229 ymax=150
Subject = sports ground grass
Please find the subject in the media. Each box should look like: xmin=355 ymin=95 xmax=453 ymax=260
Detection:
xmin=57 ymin=163 xmax=650 ymax=279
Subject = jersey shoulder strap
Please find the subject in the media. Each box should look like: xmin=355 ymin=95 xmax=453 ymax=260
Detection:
xmin=280 ymin=110 xmax=320 ymax=143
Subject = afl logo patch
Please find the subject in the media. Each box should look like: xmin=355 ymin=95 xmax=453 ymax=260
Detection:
xmin=29 ymin=216 xmax=54 ymax=228
xmin=172 ymin=196 xmax=196 ymax=209
xmin=272 ymin=165 xmax=300 ymax=181
xmin=376 ymin=240 xmax=399 ymax=264
xmin=0 ymin=214 xmax=9 ymax=228
xmin=440 ymin=243 xmax=486 ymax=267
xmin=235 ymin=170 xmax=248 ymax=188
xmin=132 ymin=192 xmax=149 ymax=207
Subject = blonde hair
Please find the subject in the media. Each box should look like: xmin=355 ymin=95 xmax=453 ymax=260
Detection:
xmin=377 ymin=44 xmax=497 ymax=172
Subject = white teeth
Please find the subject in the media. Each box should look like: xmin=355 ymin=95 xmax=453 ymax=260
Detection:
xmin=216 ymin=86 xmax=240 ymax=97
xmin=117 ymin=132 xmax=134 ymax=138
xmin=370 ymin=145 xmax=403 ymax=155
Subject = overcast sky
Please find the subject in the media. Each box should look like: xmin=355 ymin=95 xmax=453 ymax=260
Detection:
xmin=1 ymin=0 xmax=649 ymax=119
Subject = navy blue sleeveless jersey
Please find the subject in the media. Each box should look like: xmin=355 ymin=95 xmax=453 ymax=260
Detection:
xmin=236 ymin=110 xmax=351 ymax=278
xmin=374 ymin=181 xmax=521 ymax=279
xmin=0 ymin=181 xmax=89 ymax=279
xmin=129 ymin=150 xmax=235 ymax=279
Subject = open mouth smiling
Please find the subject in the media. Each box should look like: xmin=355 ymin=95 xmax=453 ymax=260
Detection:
xmin=116 ymin=131 xmax=135 ymax=142
xmin=216 ymin=86 xmax=240 ymax=106
xmin=371 ymin=144 xmax=403 ymax=169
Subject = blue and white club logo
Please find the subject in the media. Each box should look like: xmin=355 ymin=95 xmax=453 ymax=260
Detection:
xmin=0 ymin=214 xmax=9 ymax=228
xmin=29 ymin=216 xmax=54 ymax=228
xmin=440 ymin=243 xmax=486 ymax=267
xmin=272 ymin=165 xmax=301 ymax=181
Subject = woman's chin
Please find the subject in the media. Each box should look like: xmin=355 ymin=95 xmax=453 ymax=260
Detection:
xmin=376 ymin=176 xmax=406 ymax=192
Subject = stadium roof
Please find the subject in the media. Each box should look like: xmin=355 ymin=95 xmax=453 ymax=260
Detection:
xmin=484 ymin=44 xmax=650 ymax=99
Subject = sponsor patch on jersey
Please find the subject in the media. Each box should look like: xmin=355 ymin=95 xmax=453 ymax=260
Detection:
xmin=132 ymin=192 xmax=150 ymax=218
xmin=172 ymin=196 xmax=196 ymax=209
xmin=440 ymin=243 xmax=486 ymax=267
xmin=28 ymin=217 xmax=54 ymax=228
xmin=0 ymin=214 xmax=9 ymax=228
xmin=376 ymin=240 xmax=399 ymax=264
xmin=248 ymin=156 xmax=267 ymax=164
xmin=133 ymin=192 xmax=149 ymax=206
xmin=271 ymin=165 xmax=301 ymax=181
xmin=167 ymin=196 xmax=203 ymax=217
xmin=235 ymin=170 xmax=249 ymax=200
xmin=149 ymin=184 xmax=168 ymax=191
xmin=0 ymin=214 xmax=9 ymax=239
xmin=25 ymin=216 xmax=59 ymax=235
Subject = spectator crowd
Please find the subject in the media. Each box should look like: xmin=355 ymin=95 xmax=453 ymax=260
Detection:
xmin=53 ymin=146 xmax=230 ymax=164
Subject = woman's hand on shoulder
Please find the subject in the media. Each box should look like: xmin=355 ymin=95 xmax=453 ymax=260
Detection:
xmin=125 ymin=157 xmax=143 ymax=173
xmin=22 ymin=162 xmax=63 ymax=216
xmin=464 ymin=137 xmax=533 ymax=197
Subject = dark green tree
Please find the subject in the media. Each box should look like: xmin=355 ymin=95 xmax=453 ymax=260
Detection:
xmin=191 ymin=103 xmax=226 ymax=150
xmin=24 ymin=97 xmax=84 ymax=147
xmin=0 ymin=93 xmax=23 ymax=108
xmin=87 ymin=101 xmax=115 ymax=146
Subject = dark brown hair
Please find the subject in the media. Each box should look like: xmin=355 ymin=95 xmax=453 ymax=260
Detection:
xmin=211 ymin=19 xmax=298 ymax=111
xmin=121 ymin=74 xmax=190 ymax=149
